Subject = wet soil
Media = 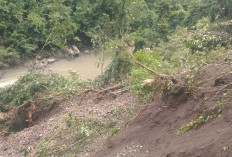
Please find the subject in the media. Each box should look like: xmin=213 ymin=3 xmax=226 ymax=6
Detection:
xmin=1 ymin=59 xmax=232 ymax=157
xmin=0 ymin=93 xmax=137 ymax=157
xmin=92 ymin=60 xmax=232 ymax=157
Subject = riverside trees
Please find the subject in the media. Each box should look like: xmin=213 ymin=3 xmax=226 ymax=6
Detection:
xmin=0 ymin=0 xmax=231 ymax=68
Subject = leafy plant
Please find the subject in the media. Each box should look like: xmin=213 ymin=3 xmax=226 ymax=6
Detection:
xmin=129 ymin=50 xmax=172 ymax=102
xmin=0 ymin=71 xmax=86 ymax=112
xmin=185 ymin=18 xmax=223 ymax=53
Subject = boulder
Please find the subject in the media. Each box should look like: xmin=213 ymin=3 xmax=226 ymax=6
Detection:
xmin=72 ymin=45 xmax=80 ymax=57
xmin=67 ymin=48 xmax=74 ymax=57
xmin=41 ymin=58 xmax=48 ymax=65
xmin=72 ymin=45 xmax=80 ymax=54
xmin=33 ymin=60 xmax=47 ymax=69
xmin=67 ymin=48 xmax=79 ymax=57
xmin=143 ymin=47 xmax=151 ymax=51
xmin=47 ymin=57 xmax=56 ymax=64
xmin=66 ymin=45 xmax=81 ymax=59
xmin=84 ymin=50 xmax=90 ymax=54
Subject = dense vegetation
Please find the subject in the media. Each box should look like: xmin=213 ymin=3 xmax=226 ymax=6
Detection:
xmin=0 ymin=71 xmax=86 ymax=112
xmin=1 ymin=0 xmax=231 ymax=68
xmin=1 ymin=0 xmax=232 ymax=113
xmin=1 ymin=0 xmax=232 ymax=109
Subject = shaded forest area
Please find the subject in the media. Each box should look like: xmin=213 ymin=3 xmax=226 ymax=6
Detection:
xmin=1 ymin=0 xmax=232 ymax=68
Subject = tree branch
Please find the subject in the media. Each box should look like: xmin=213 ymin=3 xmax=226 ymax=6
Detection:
xmin=127 ymin=51 xmax=171 ymax=79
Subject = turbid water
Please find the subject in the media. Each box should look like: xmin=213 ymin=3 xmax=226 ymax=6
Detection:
xmin=0 ymin=53 xmax=111 ymax=88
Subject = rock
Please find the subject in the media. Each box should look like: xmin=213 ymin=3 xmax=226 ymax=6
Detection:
xmin=35 ymin=59 xmax=40 ymax=65
xmin=67 ymin=48 xmax=76 ymax=57
xmin=47 ymin=57 xmax=56 ymax=64
xmin=37 ymin=55 xmax=42 ymax=60
xmin=143 ymin=47 xmax=151 ymax=51
xmin=33 ymin=61 xmax=47 ymax=69
xmin=72 ymin=46 xmax=80 ymax=57
xmin=84 ymin=50 xmax=90 ymax=54
xmin=41 ymin=59 xmax=48 ymax=65
xmin=72 ymin=45 xmax=80 ymax=55
xmin=67 ymin=45 xmax=80 ymax=58
xmin=142 ymin=79 xmax=154 ymax=86
xmin=68 ymin=48 xmax=74 ymax=55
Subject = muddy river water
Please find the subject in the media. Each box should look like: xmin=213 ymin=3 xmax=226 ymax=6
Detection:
xmin=0 ymin=53 xmax=111 ymax=88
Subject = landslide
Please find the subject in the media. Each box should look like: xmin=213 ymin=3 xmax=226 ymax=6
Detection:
xmin=92 ymin=59 xmax=232 ymax=157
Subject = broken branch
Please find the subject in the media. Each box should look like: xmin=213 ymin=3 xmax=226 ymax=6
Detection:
xmin=127 ymin=51 xmax=171 ymax=79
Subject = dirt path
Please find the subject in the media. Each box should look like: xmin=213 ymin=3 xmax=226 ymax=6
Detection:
xmin=0 ymin=93 xmax=138 ymax=157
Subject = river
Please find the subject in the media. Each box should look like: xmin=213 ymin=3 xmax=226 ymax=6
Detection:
xmin=0 ymin=53 xmax=111 ymax=88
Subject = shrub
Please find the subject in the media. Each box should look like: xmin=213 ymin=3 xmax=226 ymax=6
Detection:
xmin=129 ymin=50 xmax=172 ymax=102
xmin=0 ymin=47 xmax=20 ymax=68
xmin=184 ymin=18 xmax=223 ymax=53
xmin=0 ymin=71 xmax=86 ymax=112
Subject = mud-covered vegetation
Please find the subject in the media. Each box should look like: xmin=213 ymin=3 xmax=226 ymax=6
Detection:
xmin=0 ymin=71 xmax=87 ymax=133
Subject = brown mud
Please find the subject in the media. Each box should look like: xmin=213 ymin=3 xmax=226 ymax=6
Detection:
xmin=1 ymin=59 xmax=232 ymax=157
xmin=92 ymin=60 xmax=232 ymax=157
xmin=0 ymin=92 xmax=137 ymax=157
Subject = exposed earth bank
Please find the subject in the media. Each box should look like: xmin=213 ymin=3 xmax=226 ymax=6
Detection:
xmin=1 ymin=59 xmax=232 ymax=157
xmin=92 ymin=60 xmax=232 ymax=157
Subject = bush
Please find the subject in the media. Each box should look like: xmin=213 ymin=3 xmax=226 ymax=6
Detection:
xmin=0 ymin=71 xmax=86 ymax=112
xmin=129 ymin=50 xmax=172 ymax=102
xmin=0 ymin=47 xmax=20 ymax=68
xmin=184 ymin=18 xmax=223 ymax=53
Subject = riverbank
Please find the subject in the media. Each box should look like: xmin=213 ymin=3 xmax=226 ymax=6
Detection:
xmin=0 ymin=53 xmax=111 ymax=88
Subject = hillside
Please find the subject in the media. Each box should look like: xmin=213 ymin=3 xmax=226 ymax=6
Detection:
xmin=92 ymin=59 xmax=232 ymax=157
xmin=1 ymin=58 xmax=232 ymax=157
xmin=1 ymin=0 xmax=232 ymax=157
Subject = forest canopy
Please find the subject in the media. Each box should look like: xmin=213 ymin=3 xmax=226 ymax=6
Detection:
xmin=0 ymin=0 xmax=232 ymax=68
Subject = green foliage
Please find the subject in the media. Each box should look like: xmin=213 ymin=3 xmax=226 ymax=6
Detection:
xmin=185 ymin=18 xmax=223 ymax=53
xmin=168 ymin=10 xmax=186 ymax=29
xmin=0 ymin=47 xmax=20 ymax=68
xmin=130 ymin=68 xmax=155 ymax=102
xmin=1 ymin=0 xmax=231 ymax=68
xmin=129 ymin=18 xmax=229 ymax=103
xmin=0 ymin=121 xmax=6 ymax=132
xmin=36 ymin=103 xmax=138 ymax=156
xmin=154 ymin=24 xmax=229 ymax=74
xmin=94 ymin=38 xmax=133 ymax=86
xmin=129 ymin=50 xmax=171 ymax=102
xmin=0 ymin=72 xmax=86 ymax=112
xmin=37 ymin=113 xmax=117 ymax=156
xmin=0 ymin=0 xmax=77 ymax=67
xmin=183 ymin=0 xmax=232 ymax=26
